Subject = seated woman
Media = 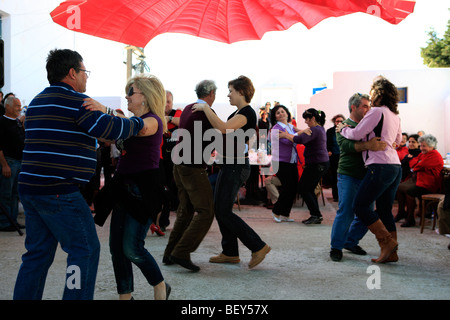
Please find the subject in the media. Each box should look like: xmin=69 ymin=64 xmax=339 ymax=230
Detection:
xmin=395 ymin=134 xmax=443 ymax=227
xmin=400 ymin=134 xmax=421 ymax=181
xmin=395 ymin=134 xmax=420 ymax=222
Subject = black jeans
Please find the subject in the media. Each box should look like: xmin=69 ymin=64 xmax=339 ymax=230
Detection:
xmin=214 ymin=160 xmax=266 ymax=256
xmin=298 ymin=161 xmax=330 ymax=217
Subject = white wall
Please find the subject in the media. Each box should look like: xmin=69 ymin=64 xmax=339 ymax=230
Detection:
xmin=297 ymin=68 xmax=450 ymax=157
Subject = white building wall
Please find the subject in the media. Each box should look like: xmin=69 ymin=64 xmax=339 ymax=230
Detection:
xmin=297 ymin=69 xmax=450 ymax=157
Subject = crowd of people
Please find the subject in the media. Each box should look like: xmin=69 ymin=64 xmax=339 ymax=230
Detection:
xmin=1 ymin=48 xmax=449 ymax=301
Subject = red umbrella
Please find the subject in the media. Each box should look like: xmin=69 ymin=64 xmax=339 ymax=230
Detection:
xmin=50 ymin=0 xmax=415 ymax=47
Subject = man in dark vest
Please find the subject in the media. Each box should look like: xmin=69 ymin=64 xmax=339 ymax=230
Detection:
xmin=163 ymin=80 xmax=217 ymax=271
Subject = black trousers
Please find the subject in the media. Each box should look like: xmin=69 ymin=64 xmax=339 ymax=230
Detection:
xmin=272 ymin=161 xmax=298 ymax=217
xmin=298 ymin=161 xmax=330 ymax=217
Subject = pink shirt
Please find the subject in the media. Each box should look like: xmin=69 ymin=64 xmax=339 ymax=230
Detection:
xmin=340 ymin=106 xmax=402 ymax=166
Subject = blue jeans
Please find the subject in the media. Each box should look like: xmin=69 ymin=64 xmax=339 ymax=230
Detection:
xmin=214 ymin=161 xmax=266 ymax=256
xmin=330 ymin=174 xmax=370 ymax=250
xmin=0 ymin=157 xmax=21 ymax=228
xmin=109 ymin=204 xmax=163 ymax=294
xmin=353 ymin=164 xmax=402 ymax=231
xmin=13 ymin=191 xmax=100 ymax=300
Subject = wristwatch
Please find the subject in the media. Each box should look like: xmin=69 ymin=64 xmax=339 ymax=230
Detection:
xmin=106 ymin=107 xmax=118 ymax=116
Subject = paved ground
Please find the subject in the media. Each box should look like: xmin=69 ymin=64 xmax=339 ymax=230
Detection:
xmin=1 ymin=188 xmax=449 ymax=302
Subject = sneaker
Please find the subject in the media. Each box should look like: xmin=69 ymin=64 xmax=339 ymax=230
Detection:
xmin=302 ymin=216 xmax=323 ymax=225
xmin=272 ymin=213 xmax=282 ymax=223
xmin=330 ymin=248 xmax=343 ymax=261
xmin=280 ymin=216 xmax=294 ymax=222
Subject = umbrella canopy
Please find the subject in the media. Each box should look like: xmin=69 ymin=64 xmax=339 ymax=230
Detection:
xmin=50 ymin=0 xmax=416 ymax=47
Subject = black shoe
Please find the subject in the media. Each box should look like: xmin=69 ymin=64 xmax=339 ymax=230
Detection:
xmin=400 ymin=220 xmax=415 ymax=227
xmin=165 ymin=283 xmax=171 ymax=300
xmin=162 ymin=256 xmax=174 ymax=265
xmin=344 ymin=245 xmax=367 ymax=255
xmin=302 ymin=216 xmax=323 ymax=225
xmin=169 ymin=255 xmax=200 ymax=272
xmin=0 ymin=225 xmax=17 ymax=232
xmin=330 ymin=248 xmax=343 ymax=261
xmin=394 ymin=212 xmax=406 ymax=222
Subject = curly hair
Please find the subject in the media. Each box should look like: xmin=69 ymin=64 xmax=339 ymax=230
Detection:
xmin=418 ymin=134 xmax=438 ymax=149
xmin=370 ymin=76 xmax=399 ymax=114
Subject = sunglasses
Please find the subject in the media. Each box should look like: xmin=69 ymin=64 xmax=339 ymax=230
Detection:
xmin=127 ymin=86 xmax=144 ymax=97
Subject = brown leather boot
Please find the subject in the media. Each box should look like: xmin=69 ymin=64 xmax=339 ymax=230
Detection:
xmin=368 ymin=220 xmax=398 ymax=263
xmin=379 ymin=231 xmax=398 ymax=263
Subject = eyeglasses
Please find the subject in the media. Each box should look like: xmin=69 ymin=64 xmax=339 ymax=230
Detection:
xmin=78 ymin=69 xmax=91 ymax=77
xmin=127 ymin=86 xmax=144 ymax=97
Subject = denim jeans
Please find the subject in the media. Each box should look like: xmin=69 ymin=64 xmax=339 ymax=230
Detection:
xmin=353 ymin=164 xmax=402 ymax=231
xmin=214 ymin=161 xmax=266 ymax=256
xmin=109 ymin=204 xmax=164 ymax=294
xmin=0 ymin=157 xmax=21 ymax=228
xmin=330 ymin=174 xmax=370 ymax=250
xmin=13 ymin=191 xmax=100 ymax=300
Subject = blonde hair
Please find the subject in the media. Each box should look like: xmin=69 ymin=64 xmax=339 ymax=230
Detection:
xmin=126 ymin=73 xmax=167 ymax=132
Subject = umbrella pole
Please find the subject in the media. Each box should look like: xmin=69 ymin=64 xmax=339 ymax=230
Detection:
xmin=126 ymin=47 xmax=132 ymax=81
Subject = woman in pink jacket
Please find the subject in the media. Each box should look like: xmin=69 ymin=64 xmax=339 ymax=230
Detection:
xmin=337 ymin=76 xmax=402 ymax=263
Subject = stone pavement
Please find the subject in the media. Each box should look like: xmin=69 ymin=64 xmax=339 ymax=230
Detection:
xmin=1 ymin=188 xmax=449 ymax=301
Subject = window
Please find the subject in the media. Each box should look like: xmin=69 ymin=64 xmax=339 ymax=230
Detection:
xmin=397 ymin=87 xmax=407 ymax=103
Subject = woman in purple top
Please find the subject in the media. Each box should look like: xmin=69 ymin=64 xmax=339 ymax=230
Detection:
xmin=86 ymin=74 xmax=171 ymax=299
xmin=336 ymin=76 xmax=402 ymax=263
xmin=280 ymin=108 xmax=329 ymax=225
xmin=270 ymin=105 xmax=307 ymax=222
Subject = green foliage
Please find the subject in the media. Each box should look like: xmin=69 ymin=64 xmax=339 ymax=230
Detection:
xmin=421 ymin=16 xmax=450 ymax=68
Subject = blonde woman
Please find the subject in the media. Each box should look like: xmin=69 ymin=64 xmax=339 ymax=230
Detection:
xmin=85 ymin=74 xmax=170 ymax=299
